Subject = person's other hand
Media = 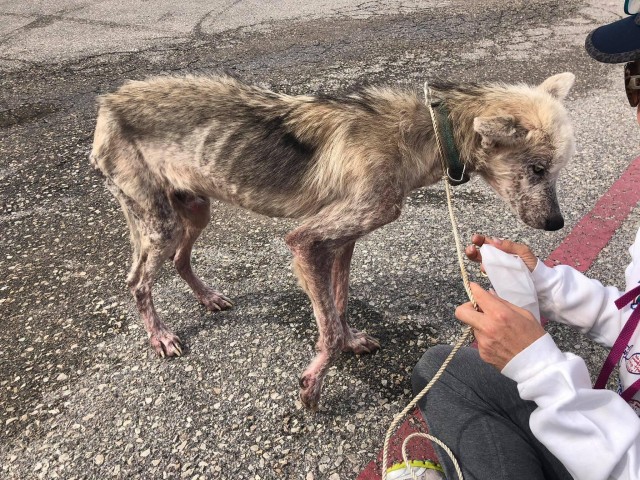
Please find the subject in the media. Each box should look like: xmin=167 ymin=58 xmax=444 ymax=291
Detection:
xmin=465 ymin=234 xmax=538 ymax=272
xmin=455 ymin=283 xmax=545 ymax=370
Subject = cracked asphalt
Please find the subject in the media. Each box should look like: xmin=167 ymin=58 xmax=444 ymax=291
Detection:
xmin=2 ymin=0 xmax=640 ymax=479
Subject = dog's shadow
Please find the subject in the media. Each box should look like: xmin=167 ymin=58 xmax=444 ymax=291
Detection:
xmin=174 ymin=274 xmax=467 ymax=409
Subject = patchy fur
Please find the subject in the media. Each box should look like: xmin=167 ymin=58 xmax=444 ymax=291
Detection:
xmin=90 ymin=72 xmax=575 ymax=409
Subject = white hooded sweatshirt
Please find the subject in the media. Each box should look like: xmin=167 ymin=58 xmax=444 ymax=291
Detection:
xmin=501 ymin=227 xmax=640 ymax=480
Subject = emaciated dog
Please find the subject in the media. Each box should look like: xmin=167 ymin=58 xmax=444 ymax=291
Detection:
xmin=90 ymin=72 xmax=575 ymax=409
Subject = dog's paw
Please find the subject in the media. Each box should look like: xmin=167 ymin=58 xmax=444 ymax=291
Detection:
xmin=149 ymin=330 xmax=184 ymax=358
xmin=298 ymin=374 xmax=323 ymax=411
xmin=197 ymin=288 xmax=234 ymax=312
xmin=342 ymin=328 xmax=380 ymax=354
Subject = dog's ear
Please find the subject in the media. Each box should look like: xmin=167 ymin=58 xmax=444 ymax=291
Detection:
xmin=474 ymin=115 xmax=524 ymax=148
xmin=537 ymin=72 xmax=575 ymax=100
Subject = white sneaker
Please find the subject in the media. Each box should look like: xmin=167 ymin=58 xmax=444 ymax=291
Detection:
xmin=386 ymin=460 xmax=445 ymax=480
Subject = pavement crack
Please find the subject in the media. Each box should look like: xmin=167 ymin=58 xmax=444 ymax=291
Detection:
xmin=192 ymin=0 xmax=245 ymax=39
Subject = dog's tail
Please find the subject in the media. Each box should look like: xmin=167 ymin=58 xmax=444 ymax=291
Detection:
xmin=89 ymin=105 xmax=106 ymax=171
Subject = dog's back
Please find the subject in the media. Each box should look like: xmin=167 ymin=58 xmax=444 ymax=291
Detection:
xmin=90 ymin=75 xmax=431 ymax=219
xmin=91 ymin=75 xmax=317 ymax=216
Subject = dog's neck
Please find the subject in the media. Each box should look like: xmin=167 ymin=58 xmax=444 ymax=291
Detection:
xmin=430 ymin=85 xmax=487 ymax=179
xmin=429 ymin=99 xmax=469 ymax=186
xmin=400 ymin=88 xmax=479 ymax=191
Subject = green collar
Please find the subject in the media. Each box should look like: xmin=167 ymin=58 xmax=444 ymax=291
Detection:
xmin=430 ymin=99 xmax=470 ymax=186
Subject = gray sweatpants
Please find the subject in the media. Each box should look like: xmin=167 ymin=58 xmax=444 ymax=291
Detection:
xmin=411 ymin=345 xmax=574 ymax=480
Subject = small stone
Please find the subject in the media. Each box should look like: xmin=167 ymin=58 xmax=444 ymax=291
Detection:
xmin=94 ymin=454 xmax=104 ymax=465
xmin=141 ymin=449 xmax=150 ymax=458
xmin=56 ymin=373 xmax=68 ymax=381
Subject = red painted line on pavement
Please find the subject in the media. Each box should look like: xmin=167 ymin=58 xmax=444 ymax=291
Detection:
xmin=358 ymin=156 xmax=640 ymax=480
xmin=545 ymin=156 xmax=640 ymax=272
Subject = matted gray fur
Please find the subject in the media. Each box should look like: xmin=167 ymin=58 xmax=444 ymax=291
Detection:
xmin=90 ymin=72 xmax=575 ymax=410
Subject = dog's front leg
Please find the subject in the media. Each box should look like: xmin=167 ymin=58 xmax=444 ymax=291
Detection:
xmin=286 ymin=196 xmax=402 ymax=409
xmin=288 ymin=239 xmax=341 ymax=411
xmin=332 ymin=242 xmax=380 ymax=354
xmin=172 ymin=194 xmax=233 ymax=312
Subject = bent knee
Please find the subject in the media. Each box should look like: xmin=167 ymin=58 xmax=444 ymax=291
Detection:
xmin=411 ymin=345 xmax=454 ymax=394
xmin=411 ymin=346 xmax=486 ymax=393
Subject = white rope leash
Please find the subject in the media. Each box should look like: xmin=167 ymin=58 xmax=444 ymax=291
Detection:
xmin=380 ymin=82 xmax=479 ymax=480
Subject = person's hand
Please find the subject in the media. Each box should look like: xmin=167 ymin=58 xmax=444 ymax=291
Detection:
xmin=455 ymin=283 xmax=546 ymax=370
xmin=465 ymin=234 xmax=538 ymax=272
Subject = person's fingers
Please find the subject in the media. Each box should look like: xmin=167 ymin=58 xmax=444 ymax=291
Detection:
xmin=468 ymin=234 xmax=534 ymax=270
xmin=482 ymin=237 xmax=538 ymax=272
xmin=466 ymin=233 xmax=489 ymax=263
xmin=469 ymin=282 xmax=509 ymax=314
xmin=484 ymin=237 xmax=528 ymax=256
xmin=465 ymin=244 xmax=482 ymax=263
xmin=455 ymin=301 xmax=484 ymax=329
xmin=471 ymin=233 xmax=487 ymax=247
xmin=470 ymin=283 xmax=537 ymax=322
xmin=456 ymin=283 xmax=506 ymax=329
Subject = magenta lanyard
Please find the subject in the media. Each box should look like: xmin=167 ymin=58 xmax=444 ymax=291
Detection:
xmin=594 ymin=284 xmax=640 ymax=402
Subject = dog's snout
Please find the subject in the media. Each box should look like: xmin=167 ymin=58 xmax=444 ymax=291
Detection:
xmin=544 ymin=215 xmax=564 ymax=231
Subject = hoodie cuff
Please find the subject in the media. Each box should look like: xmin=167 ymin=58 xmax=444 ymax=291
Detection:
xmin=530 ymin=259 xmax=559 ymax=292
xmin=501 ymin=333 xmax=565 ymax=383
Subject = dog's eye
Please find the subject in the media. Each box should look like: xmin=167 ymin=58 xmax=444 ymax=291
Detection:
xmin=532 ymin=164 xmax=545 ymax=175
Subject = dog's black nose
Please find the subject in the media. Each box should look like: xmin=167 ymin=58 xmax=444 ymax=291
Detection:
xmin=545 ymin=215 xmax=564 ymax=231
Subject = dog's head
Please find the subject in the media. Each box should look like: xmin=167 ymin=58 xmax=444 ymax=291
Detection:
xmin=472 ymin=72 xmax=575 ymax=231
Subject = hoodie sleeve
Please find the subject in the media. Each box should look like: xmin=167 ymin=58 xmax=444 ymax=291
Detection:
xmin=531 ymin=261 xmax=624 ymax=348
xmin=530 ymin=226 xmax=640 ymax=348
xmin=502 ymin=333 xmax=640 ymax=480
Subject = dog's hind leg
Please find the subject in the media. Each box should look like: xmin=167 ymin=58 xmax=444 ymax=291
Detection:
xmin=172 ymin=192 xmax=233 ymax=312
xmin=286 ymin=194 xmax=402 ymax=409
xmin=127 ymin=193 xmax=185 ymax=357
xmin=332 ymin=242 xmax=380 ymax=354
xmin=104 ymin=180 xmax=184 ymax=356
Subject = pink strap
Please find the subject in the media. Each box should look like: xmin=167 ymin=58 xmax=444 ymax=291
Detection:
xmin=614 ymin=284 xmax=640 ymax=310
xmin=621 ymin=377 xmax=640 ymax=402
xmin=594 ymin=285 xmax=640 ymax=393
